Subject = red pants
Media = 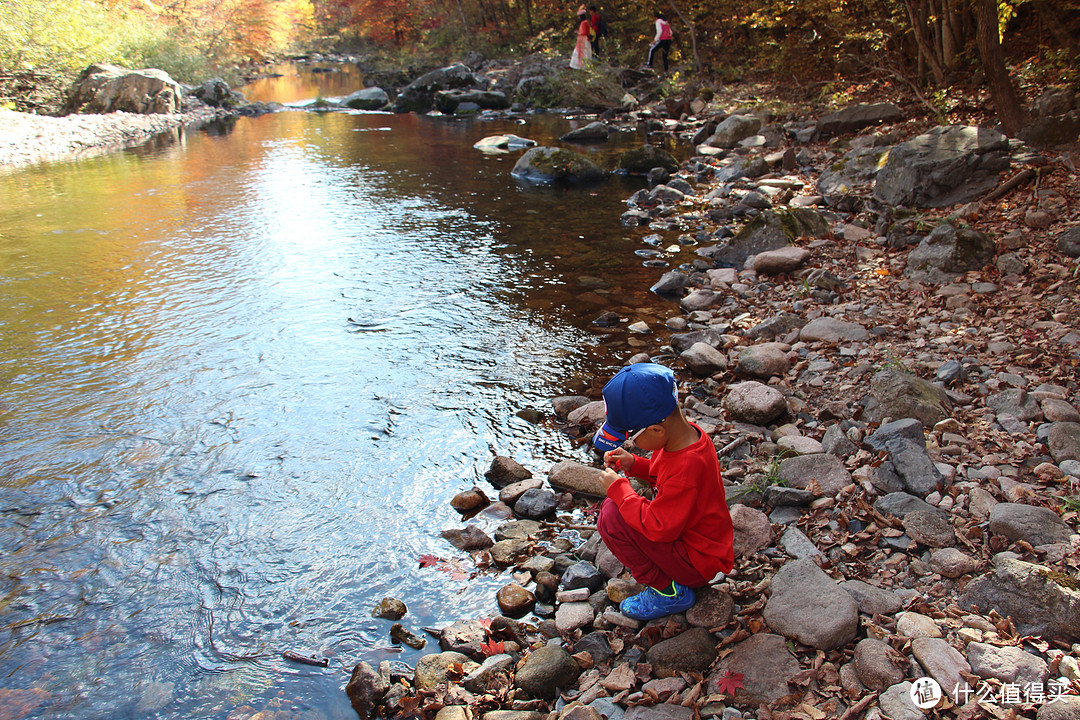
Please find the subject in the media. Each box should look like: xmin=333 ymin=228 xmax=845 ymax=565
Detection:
xmin=597 ymin=498 xmax=709 ymax=590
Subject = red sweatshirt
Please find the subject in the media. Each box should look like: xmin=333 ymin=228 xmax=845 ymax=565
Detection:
xmin=606 ymin=422 xmax=734 ymax=579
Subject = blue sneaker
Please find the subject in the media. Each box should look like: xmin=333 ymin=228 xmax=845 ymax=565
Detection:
xmin=619 ymin=582 xmax=695 ymax=621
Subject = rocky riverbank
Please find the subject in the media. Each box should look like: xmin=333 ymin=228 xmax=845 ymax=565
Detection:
xmin=0 ymin=106 xmax=223 ymax=173
xmin=335 ymin=81 xmax=1080 ymax=720
xmin=6 ymin=53 xmax=1080 ymax=720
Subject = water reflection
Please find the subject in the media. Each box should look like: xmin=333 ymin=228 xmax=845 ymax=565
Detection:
xmin=0 ymin=65 xmax=690 ymax=719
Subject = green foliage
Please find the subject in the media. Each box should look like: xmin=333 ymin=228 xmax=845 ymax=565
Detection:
xmin=0 ymin=0 xmax=219 ymax=81
xmin=879 ymin=353 xmax=911 ymax=373
xmin=514 ymin=63 xmax=626 ymax=109
xmin=746 ymin=457 xmax=785 ymax=493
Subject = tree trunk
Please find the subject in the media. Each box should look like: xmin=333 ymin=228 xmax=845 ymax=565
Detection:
xmin=903 ymin=0 xmax=946 ymax=85
xmin=940 ymin=0 xmax=962 ymax=69
xmin=973 ymin=0 xmax=1028 ymax=136
xmin=666 ymin=0 xmax=701 ymax=74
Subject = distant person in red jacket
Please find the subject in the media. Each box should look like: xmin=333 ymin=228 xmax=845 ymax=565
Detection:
xmin=646 ymin=11 xmax=673 ymax=71
xmin=593 ymin=363 xmax=734 ymax=621
xmin=569 ymin=5 xmax=593 ymax=69
xmin=588 ymin=5 xmax=606 ymax=56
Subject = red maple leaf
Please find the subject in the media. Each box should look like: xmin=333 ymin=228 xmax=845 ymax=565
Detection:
xmin=417 ymin=554 xmax=441 ymax=568
xmin=716 ymin=670 xmax=744 ymax=696
xmin=480 ymin=639 xmax=505 ymax=656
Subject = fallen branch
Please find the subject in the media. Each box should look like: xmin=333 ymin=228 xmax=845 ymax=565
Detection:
xmin=282 ymin=650 xmax=329 ymax=667
xmin=981 ymin=168 xmax=1040 ymax=202
xmin=718 ymin=436 xmax=748 ymax=455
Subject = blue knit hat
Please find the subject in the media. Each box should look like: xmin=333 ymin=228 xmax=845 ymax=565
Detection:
xmin=592 ymin=364 xmax=678 ymax=452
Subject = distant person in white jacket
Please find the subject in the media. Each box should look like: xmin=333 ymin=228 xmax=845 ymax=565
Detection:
xmin=647 ymin=11 xmax=672 ymax=72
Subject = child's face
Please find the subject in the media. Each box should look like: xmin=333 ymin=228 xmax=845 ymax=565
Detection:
xmin=631 ymin=424 xmax=666 ymax=451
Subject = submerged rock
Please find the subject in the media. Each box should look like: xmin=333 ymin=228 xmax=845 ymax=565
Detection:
xmin=512 ymin=146 xmax=609 ymax=184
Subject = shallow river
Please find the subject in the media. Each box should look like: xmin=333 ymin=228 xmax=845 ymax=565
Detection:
xmin=0 ymin=63 xmax=689 ymax=719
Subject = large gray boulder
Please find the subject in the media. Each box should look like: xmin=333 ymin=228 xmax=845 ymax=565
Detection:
xmin=560 ymin=121 xmax=612 ymax=142
xmin=1018 ymin=109 xmax=1080 ymax=148
xmin=862 ymin=369 xmax=952 ymax=428
xmin=988 ymin=503 xmax=1073 ymax=547
xmin=512 ymin=147 xmax=609 ymax=184
xmin=392 ymin=64 xmax=477 ymax=113
xmin=904 ymin=222 xmax=996 ymax=284
xmin=191 ymin=77 xmax=245 ymax=108
xmin=874 ymin=125 xmax=1011 ymax=208
xmin=433 ymin=89 xmax=509 ymax=113
xmin=617 ymin=144 xmax=679 ymax=174
xmin=817 ymin=146 xmax=890 ymax=199
xmin=816 ymin=102 xmax=904 ymax=137
xmin=706 ymin=114 xmax=763 ymax=148
xmin=706 ymin=209 xmax=830 ymax=267
xmin=64 ymin=63 xmax=183 ymax=115
xmin=723 ymin=381 xmax=787 ymax=426
xmin=342 ymin=87 xmax=390 ymax=110
xmin=959 ymin=558 xmax=1080 ymax=640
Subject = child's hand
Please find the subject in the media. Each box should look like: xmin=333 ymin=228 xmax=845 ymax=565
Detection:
xmin=604 ymin=448 xmax=633 ymax=472
xmin=600 ymin=467 xmax=621 ymax=492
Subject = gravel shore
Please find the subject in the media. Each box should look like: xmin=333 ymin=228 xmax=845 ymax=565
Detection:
xmin=0 ymin=107 xmax=218 ymax=173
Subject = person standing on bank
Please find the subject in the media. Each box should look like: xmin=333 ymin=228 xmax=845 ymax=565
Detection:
xmin=646 ymin=11 xmax=673 ymax=71
xmin=592 ymin=363 xmax=734 ymax=621
xmin=588 ymin=5 xmax=606 ymax=56
xmin=569 ymin=5 xmax=593 ymax=69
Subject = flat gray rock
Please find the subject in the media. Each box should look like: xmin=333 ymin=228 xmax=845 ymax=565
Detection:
xmin=967 ymin=641 xmax=1048 ymax=687
xmin=777 ymin=453 xmax=853 ymax=496
xmin=840 ymin=579 xmax=905 ymax=615
xmin=710 ymin=633 xmax=801 ymax=704
xmin=874 ymin=492 xmax=938 ymax=518
xmin=911 ymin=637 xmax=971 ymax=702
xmin=763 ymin=559 xmax=858 ymax=649
xmin=645 ymin=627 xmax=718 ymax=677
xmin=879 ymin=682 xmax=926 ymax=720
xmin=799 ymin=317 xmax=869 ymax=343
xmin=779 ymin=526 xmax=824 ymax=560
xmin=903 ymin=509 xmax=956 ymax=547
xmin=1048 ymin=422 xmax=1080 ymax=463
xmin=989 ymin=503 xmax=1073 ymax=546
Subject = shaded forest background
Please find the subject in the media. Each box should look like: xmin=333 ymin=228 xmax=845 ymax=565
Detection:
xmin=0 ymin=0 xmax=1078 ymax=124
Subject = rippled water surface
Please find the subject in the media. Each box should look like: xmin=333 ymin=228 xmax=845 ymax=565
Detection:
xmin=0 ymin=64 xmax=686 ymax=719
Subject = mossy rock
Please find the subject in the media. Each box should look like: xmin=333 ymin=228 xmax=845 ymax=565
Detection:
xmin=617 ymin=144 xmax=679 ymax=174
xmin=709 ymin=208 xmax=830 ymax=266
xmin=512 ymin=66 xmax=626 ymax=110
xmin=512 ymin=146 xmax=610 ymax=184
